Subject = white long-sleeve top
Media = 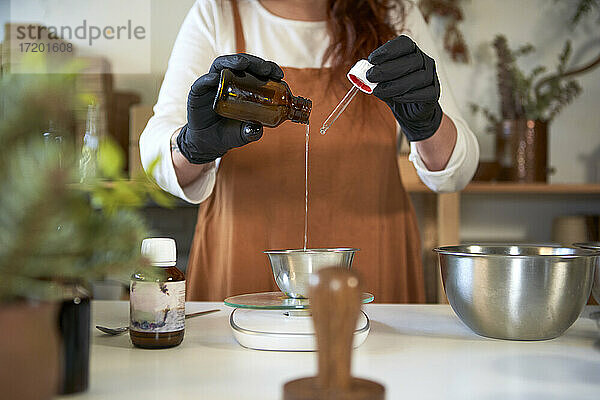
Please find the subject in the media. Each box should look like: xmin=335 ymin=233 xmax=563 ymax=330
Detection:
xmin=140 ymin=0 xmax=479 ymax=204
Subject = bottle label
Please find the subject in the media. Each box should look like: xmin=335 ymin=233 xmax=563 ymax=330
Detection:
xmin=129 ymin=281 xmax=185 ymax=333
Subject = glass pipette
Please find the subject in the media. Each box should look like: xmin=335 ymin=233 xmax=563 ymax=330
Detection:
xmin=319 ymin=86 xmax=360 ymax=135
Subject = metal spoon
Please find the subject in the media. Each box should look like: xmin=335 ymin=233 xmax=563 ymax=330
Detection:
xmin=96 ymin=309 xmax=221 ymax=335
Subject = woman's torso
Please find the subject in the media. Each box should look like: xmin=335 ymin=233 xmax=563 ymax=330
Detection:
xmin=185 ymin=0 xmax=425 ymax=303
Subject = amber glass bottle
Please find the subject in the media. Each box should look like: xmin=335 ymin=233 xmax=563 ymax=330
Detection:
xmin=213 ymin=69 xmax=312 ymax=127
xmin=130 ymin=238 xmax=185 ymax=349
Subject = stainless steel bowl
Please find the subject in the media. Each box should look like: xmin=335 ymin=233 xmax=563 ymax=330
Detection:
xmin=265 ymin=248 xmax=358 ymax=298
xmin=573 ymin=242 xmax=600 ymax=304
xmin=434 ymin=245 xmax=597 ymax=340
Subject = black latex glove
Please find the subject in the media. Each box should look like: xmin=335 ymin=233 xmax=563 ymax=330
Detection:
xmin=176 ymin=53 xmax=284 ymax=164
xmin=366 ymin=35 xmax=443 ymax=142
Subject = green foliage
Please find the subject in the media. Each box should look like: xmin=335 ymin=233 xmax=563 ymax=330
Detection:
xmin=565 ymin=0 xmax=600 ymax=26
xmin=472 ymin=35 xmax=582 ymax=130
xmin=469 ymin=104 xmax=498 ymax=134
xmin=98 ymin=139 xmax=125 ymax=179
xmin=0 ymin=59 xmax=171 ymax=303
xmin=534 ymin=41 xmax=583 ymax=121
xmin=84 ymin=140 xmax=174 ymax=214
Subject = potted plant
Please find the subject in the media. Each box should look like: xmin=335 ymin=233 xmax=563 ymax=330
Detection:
xmin=471 ymin=36 xmax=582 ymax=181
xmin=471 ymin=1 xmax=600 ymax=182
xmin=0 ymin=62 xmax=169 ymax=398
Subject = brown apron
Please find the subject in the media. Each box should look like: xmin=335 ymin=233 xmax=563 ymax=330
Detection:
xmin=186 ymin=0 xmax=425 ymax=303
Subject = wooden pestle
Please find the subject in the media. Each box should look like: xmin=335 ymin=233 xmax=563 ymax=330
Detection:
xmin=283 ymin=267 xmax=385 ymax=400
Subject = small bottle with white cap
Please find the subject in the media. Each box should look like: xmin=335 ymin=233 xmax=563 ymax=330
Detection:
xmin=130 ymin=238 xmax=186 ymax=349
xmin=320 ymin=59 xmax=378 ymax=135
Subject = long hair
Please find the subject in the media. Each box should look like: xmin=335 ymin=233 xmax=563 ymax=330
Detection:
xmin=323 ymin=0 xmax=405 ymax=85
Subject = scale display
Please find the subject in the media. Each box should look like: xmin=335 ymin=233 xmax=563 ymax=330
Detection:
xmin=224 ymin=291 xmax=375 ymax=310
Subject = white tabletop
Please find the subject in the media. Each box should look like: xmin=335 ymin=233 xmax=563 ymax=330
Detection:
xmin=59 ymin=301 xmax=600 ymax=400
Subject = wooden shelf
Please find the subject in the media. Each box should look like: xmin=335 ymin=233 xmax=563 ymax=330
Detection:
xmin=405 ymin=182 xmax=600 ymax=194
xmin=464 ymin=182 xmax=600 ymax=194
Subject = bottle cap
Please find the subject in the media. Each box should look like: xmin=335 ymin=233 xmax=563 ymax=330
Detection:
xmin=141 ymin=238 xmax=176 ymax=267
xmin=347 ymin=59 xmax=377 ymax=94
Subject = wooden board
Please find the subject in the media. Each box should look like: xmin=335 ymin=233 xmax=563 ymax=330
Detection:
xmin=129 ymin=105 xmax=154 ymax=177
xmin=436 ymin=192 xmax=460 ymax=304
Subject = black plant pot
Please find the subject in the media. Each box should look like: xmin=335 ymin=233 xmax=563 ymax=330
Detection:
xmin=58 ymin=285 xmax=91 ymax=395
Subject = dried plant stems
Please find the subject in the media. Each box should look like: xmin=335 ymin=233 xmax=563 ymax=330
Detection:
xmin=534 ymin=52 xmax=600 ymax=97
xmin=419 ymin=0 xmax=469 ymax=63
xmin=492 ymin=36 xmax=518 ymax=120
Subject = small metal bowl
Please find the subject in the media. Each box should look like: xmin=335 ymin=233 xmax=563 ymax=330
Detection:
xmin=434 ymin=245 xmax=597 ymax=340
xmin=573 ymin=242 xmax=600 ymax=304
xmin=265 ymin=248 xmax=359 ymax=299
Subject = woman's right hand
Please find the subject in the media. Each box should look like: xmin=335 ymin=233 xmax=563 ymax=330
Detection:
xmin=176 ymin=54 xmax=284 ymax=164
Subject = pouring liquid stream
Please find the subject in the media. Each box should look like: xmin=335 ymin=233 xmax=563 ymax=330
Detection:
xmin=308 ymin=85 xmax=359 ymax=248
xmin=319 ymin=86 xmax=359 ymax=135
xmin=303 ymin=124 xmax=309 ymax=251
xmin=306 ymin=84 xmax=360 ymax=248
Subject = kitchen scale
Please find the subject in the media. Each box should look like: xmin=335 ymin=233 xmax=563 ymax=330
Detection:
xmin=224 ymin=291 xmax=374 ymax=351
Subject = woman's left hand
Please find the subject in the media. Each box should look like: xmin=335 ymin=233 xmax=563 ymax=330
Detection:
xmin=366 ymin=35 xmax=443 ymax=142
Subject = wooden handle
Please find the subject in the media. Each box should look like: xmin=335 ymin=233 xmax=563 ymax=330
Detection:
xmin=283 ymin=267 xmax=385 ymax=400
xmin=310 ymin=267 xmax=362 ymax=391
